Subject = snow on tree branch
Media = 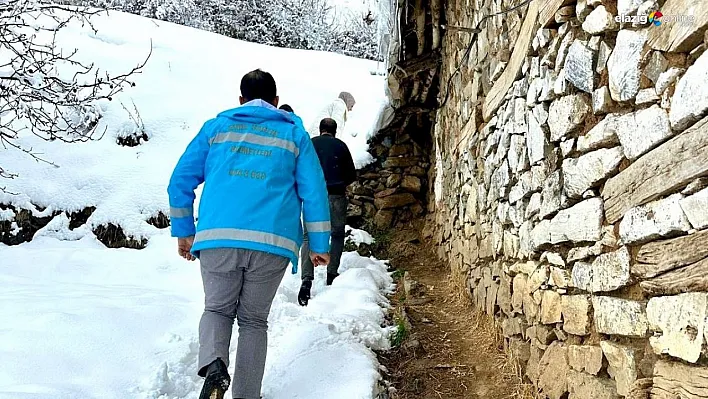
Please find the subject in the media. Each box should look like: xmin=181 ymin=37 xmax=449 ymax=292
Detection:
xmin=58 ymin=0 xmax=386 ymax=61
xmin=0 ymin=0 xmax=150 ymax=178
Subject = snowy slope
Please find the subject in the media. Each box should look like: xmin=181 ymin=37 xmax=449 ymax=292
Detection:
xmin=0 ymin=10 xmax=393 ymax=399
xmin=1 ymin=9 xmax=388 ymax=240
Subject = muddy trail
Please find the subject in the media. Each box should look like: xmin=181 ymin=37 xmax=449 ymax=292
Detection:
xmin=371 ymin=221 xmax=536 ymax=399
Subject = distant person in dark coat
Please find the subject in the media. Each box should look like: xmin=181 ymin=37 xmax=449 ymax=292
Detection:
xmin=278 ymin=104 xmax=306 ymax=131
xmin=298 ymin=117 xmax=357 ymax=306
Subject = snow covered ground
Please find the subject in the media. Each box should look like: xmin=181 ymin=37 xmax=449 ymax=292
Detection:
xmin=0 ymin=236 xmax=393 ymax=399
xmin=0 ymin=10 xmax=394 ymax=399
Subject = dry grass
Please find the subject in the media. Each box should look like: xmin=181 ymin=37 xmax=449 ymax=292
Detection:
xmin=146 ymin=211 xmax=170 ymax=229
xmin=93 ymin=223 xmax=148 ymax=249
xmin=380 ymin=224 xmax=542 ymax=399
xmin=500 ymin=344 xmax=542 ymax=399
xmin=443 ymin=279 xmax=541 ymax=399
xmin=449 ymin=263 xmax=471 ymax=301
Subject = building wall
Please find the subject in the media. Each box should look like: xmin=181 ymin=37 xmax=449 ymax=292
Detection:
xmin=428 ymin=0 xmax=708 ymax=396
xmin=346 ymin=0 xmax=444 ymax=230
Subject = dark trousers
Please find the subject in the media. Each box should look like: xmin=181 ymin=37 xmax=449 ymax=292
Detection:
xmin=300 ymin=194 xmax=348 ymax=281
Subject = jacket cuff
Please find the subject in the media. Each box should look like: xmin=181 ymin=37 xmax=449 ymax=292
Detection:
xmin=307 ymin=231 xmax=331 ymax=254
xmin=170 ymin=217 xmax=196 ymax=238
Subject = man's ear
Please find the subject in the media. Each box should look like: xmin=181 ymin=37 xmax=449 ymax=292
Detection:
xmin=239 ymin=96 xmax=245 ymax=105
xmin=272 ymin=96 xmax=279 ymax=107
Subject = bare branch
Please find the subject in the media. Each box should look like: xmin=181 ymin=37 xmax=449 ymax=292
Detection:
xmin=0 ymin=0 xmax=151 ymax=185
xmin=0 ymin=166 xmax=19 ymax=180
xmin=0 ymin=187 xmax=20 ymax=195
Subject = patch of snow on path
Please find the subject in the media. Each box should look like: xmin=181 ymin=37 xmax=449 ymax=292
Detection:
xmin=346 ymin=226 xmax=376 ymax=246
xmin=0 ymin=233 xmax=394 ymax=399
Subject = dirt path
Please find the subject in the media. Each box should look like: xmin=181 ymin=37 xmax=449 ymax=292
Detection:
xmin=376 ymin=222 xmax=534 ymax=399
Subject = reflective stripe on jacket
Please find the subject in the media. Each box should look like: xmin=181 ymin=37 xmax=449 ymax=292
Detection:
xmin=167 ymin=100 xmax=331 ymax=273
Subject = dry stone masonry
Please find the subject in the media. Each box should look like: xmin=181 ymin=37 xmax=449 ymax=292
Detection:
xmin=346 ymin=133 xmax=430 ymax=230
xmin=426 ymin=0 xmax=708 ymax=397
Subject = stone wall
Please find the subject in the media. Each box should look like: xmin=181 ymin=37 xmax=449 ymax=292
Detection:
xmin=346 ymin=0 xmax=444 ymax=230
xmin=346 ymin=132 xmax=430 ymax=229
xmin=428 ymin=0 xmax=708 ymax=397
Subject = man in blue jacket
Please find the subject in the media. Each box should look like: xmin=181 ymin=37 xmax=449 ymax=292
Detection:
xmin=167 ymin=69 xmax=331 ymax=399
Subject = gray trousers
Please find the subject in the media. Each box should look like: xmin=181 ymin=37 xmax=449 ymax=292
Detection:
xmin=198 ymin=248 xmax=289 ymax=399
xmin=300 ymin=194 xmax=348 ymax=281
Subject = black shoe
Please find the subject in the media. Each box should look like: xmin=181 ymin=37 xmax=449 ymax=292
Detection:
xmin=298 ymin=280 xmax=312 ymax=306
xmin=326 ymin=272 xmax=339 ymax=286
xmin=199 ymin=358 xmax=230 ymax=399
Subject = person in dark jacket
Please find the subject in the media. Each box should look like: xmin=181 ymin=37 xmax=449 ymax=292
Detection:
xmin=298 ymin=117 xmax=357 ymax=306
xmin=278 ymin=104 xmax=307 ymax=132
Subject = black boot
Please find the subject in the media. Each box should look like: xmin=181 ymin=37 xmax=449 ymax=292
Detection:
xmin=326 ymin=272 xmax=339 ymax=286
xmin=298 ymin=280 xmax=312 ymax=306
xmin=199 ymin=358 xmax=230 ymax=399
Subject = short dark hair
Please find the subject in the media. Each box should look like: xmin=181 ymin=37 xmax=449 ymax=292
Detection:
xmin=319 ymin=118 xmax=337 ymax=135
xmin=279 ymin=104 xmax=294 ymax=112
xmin=240 ymin=69 xmax=277 ymax=103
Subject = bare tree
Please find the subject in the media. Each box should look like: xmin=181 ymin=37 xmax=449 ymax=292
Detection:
xmin=0 ymin=0 xmax=150 ymax=189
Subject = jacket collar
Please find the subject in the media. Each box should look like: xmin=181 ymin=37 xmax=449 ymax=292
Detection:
xmin=217 ymin=99 xmax=293 ymax=123
xmin=241 ymin=99 xmax=294 ymax=119
xmin=241 ymin=99 xmax=277 ymax=110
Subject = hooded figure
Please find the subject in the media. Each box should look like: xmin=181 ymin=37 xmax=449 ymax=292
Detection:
xmin=307 ymin=91 xmax=356 ymax=138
